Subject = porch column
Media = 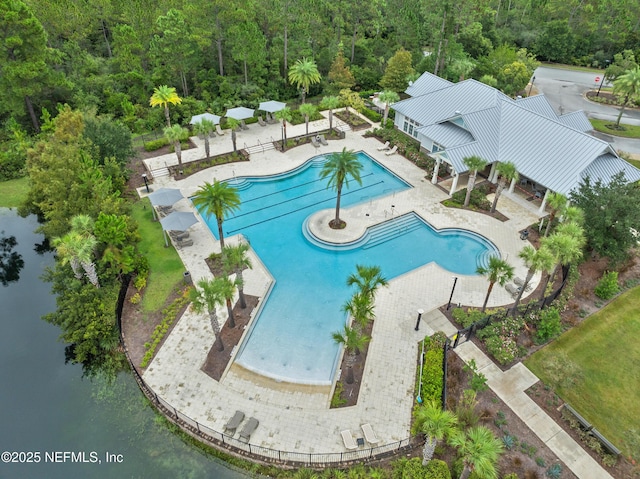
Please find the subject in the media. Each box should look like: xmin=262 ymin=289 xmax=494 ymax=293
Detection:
xmin=431 ymin=158 xmax=440 ymax=184
xmin=508 ymin=177 xmax=516 ymax=194
xmin=488 ymin=163 xmax=497 ymax=183
xmin=450 ymin=170 xmax=459 ymax=196
xmin=539 ymin=188 xmax=550 ymax=213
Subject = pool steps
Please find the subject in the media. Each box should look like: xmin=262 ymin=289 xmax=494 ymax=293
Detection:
xmin=362 ymin=214 xmax=424 ymax=249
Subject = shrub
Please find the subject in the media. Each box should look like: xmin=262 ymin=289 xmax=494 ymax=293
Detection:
xmin=450 ymin=186 xmax=491 ymax=210
xmin=130 ymin=292 xmax=141 ymax=304
xmin=360 ymin=107 xmax=382 ymax=123
xmin=463 ymin=359 xmax=488 ymax=392
xmin=424 ymin=459 xmax=452 ymax=479
xmin=478 ymin=315 xmax=525 ymax=364
xmin=144 ymin=138 xmax=169 ymax=151
xmin=452 ymin=308 xmax=485 ymax=328
xmin=330 ymin=381 xmax=346 ymax=408
xmin=594 ymin=271 xmax=620 ymax=300
xmin=545 ymin=464 xmax=562 ymax=478
xmin=134 ymin=274 xmax=147 ymax=291
xmin=502 ymin=434 xmax=517 ymax=450
xmin=535 ymin=307 xmax=562 ymax=344
xmin=503 ymin=474 xmax=520 ymax=479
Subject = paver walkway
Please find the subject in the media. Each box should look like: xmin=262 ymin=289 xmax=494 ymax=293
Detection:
xmin=137 ymin=114 xmax=611 ymax=477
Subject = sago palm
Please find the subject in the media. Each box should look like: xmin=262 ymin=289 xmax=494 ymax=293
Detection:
xmin=150 ymin=85 xmax=182 ymax=127
xmin=192 ymin=180 xmax=241 ymax=253
xmin=477 ymin=256 xmax=514 ymax=312
xmin=490 ymin=161 xmax=518 ymax=213
xmin=288 ymin=58 xmax=321 ymax=103
xmin=463 ymin=156 xmax=488 ymax=207
xmin=319 ymin=148 xmax=363 ymax=228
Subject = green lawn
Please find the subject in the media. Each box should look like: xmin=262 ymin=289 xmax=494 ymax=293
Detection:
xmin=0 ymin=177 xmax=30 ymax=208
xmin=590 ymin=118 xmax=640 ymax=139
xmin=541 ymin=62 xmax=606 ymax=74
xmin=525 ymin=287 xmax=640 ymax=459
xmin=131 ymin=199 xmax=186 ymax=312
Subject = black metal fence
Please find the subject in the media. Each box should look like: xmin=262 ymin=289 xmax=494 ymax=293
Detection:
xmin=115 ymin=276 xmax=416 ymax=467
xmin=451 ymin=265 xmax=571 ymax=349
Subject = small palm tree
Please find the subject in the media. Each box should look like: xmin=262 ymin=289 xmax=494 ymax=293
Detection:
xmin=346 ymin=264 xmax=388 ymax=300
xmin=477 ymin=256 xmax=514 ymax=312
xmin=288 ymin=57 xmax=321 ymax=103
xmin=164 ymin=124 xmax=187 ymax=167
xmin=540 ymin=232 xmax=584 ymax=296
xmin=449 ymin=426 xmax=503 ymax=479
xmin=319 ymin=148 xmax=363 ymax=228
xmin=190 ymin=278 xmax=227 ymax=351
xmin=320 ymin=96 xmax=340 ymax=131
xmin=192 ymin=119 xmax=216 ymax=158
xmin=225 ymin=117 xmax=241 ymax=152
xmin=462 ymin=156 xmax=488 ymax=207
xmin=490 ymin=161 xmax=518 ymax=213
xmin=613 ymin=66 xmax=640 ymax=127
xmin=275 ymin=107 xmax=292 ymax=150
xmin=192 ymin=180 xmax=241 ymax=253
xmin=223 ymin=242 xmax=252 ymax=308
xmin=150 ymin=85 xmax=182 ymax=127
xmin=412 ymin=400 xmax=458 ymax=465
xmin=512 ymin=245 xmax=555 ymax=314
xmin=218 ymin=274 xmax=237 ymax=328
xmin=331 ymin=325 xmax=369 ymax=384
xmin=64 ymin=215 xmax=100 ymax=288
xmin=298 ymin=103 xmax=317 ymax=135
xmin=378 ymin=90 xmax=400 ymax=127
xmin=52 ymin=231 xmax=85 ymax=280
xmin=544 ymin=192 xmax=568 ymax=236
xmin=342 ymin=291 xmax=374 ymax=332
xmin=560 ymin=205 xmax=585 ymax=227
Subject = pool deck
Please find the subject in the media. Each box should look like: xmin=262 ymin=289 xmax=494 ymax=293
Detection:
xmin=137 ymin=112 xmax=612 ymax=478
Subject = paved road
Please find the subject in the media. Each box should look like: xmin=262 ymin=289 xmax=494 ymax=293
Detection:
xmin=533 ymin=66 xmax=640 ymax=154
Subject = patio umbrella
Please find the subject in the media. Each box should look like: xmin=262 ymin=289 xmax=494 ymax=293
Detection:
xmin=159 ymin=211 xmax=199 ymax=247
xmin=225 ymin=107 xmax=255 ymax=120
xmin=258 ymin=100 xmax=286 ymax=113
xmin=148 ymin=187 xmax=184 ymax=207
xmin=189 ymin=112 xmax=221 ymax=125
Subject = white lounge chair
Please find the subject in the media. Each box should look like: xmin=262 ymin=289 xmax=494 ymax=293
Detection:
xmin=319 ymin=134 xmax=329 ymax=146
xmin=224 ymin=410 xmax=245 ymax=434
xmin=215 ymin=124 xmax=225 ymax=136
xmin=377 ymin=140 xmax=390 ymax=151
xmin=341 ymin=430 xmax=357 ymax=450
xmin=385 ymin=145 xmax=398 ymax=156
xmin=505 ymin=283 xmax=519 ymax=298
xmin=514 ymin=277 xmax=532 ymax=292
xmin=258 ymin=116 xmax=267 ymax=126
xmin=311 ymin=136 xmax=320 ymax=148
xmin=239 ymin=417 xmax=259 ymax=443
xmin=240 ymin=120 xmax=249 ymax=130
xmin=361 ymin=423 xmax=379 ymax=444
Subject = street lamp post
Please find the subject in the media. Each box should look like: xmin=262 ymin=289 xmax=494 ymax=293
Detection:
xmin=528 ymin=76 xmax=535 ymax=96
xmin=414 ymin=308 xmax=424 ymax=331
xmin=446 ymin=277 xmax=458 ymax=310
xmin=142 ymin=173 xmax=150 ymax=193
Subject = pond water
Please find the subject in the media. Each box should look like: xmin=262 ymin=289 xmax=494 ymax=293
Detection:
xmin=0 ymin=209 xmax=250 ymax=479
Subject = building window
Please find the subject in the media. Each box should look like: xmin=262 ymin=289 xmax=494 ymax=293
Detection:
xmin=402 ymin=118 xmax=420 ymax=138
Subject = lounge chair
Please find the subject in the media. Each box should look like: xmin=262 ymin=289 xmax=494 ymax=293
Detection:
xmin=241 ymin=120 xmax=249 ymax=130
xmin=341 ymin=430 xmax=357 ymax=450
xmin=514 ymin=277 xmax=532 ymax=292
xmin=224 ymin=410 xmax=245 ymax=435
xmin=267 ymin=113 xmax=277 ymax=124
xmin=216 ymin=124 xmax=225 ymax=136
xmin=361 ymin=423 xmax=380 ymax=444
xmin=169 ymin=231 xmax=190 ymax=241
xmin=385 ymin=145 xmax=398 ymax=156
xmin=319 ymin=134 xmax=329 ymax=146
xmin=239 ymin=417 xmax=259 ymax=443
xmin=505 ymin=283 xmax=519 ymax=298
xmin=377 ymin=140 xmax=390 ymax=151
xmin=311 ymin=136 xmax=320 ymax=148
xmin=258 ymin=116 xmax=267 ymax=127
xmin=176 ymin=238 xmax=193 ymax=249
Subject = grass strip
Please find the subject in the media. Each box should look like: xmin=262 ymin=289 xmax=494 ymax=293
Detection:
xmin=0 ymin=177 xmax=30 ymax=208
xmin=590 ymin=118 xmax=640 ymax=139
xmin=525 ymin=286 xmax=640 ymax=458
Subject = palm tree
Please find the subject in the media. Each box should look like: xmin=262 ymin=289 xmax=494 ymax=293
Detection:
xmin=544 ymin=192 xmax=568 ymax=236
xmin=449 ymin=426 xmax=503 ymax=479
xmin=346 ymin=264 xmax=388 ymax=300
xmin=67 ymin=214 xmax=100 ymax=288
xmin=477 ymin=256 xmax=514 ymax=312
xmin=52 ymin=231 xmax=85 ymax=280
xmin=192 ymin=119 xmax=215 ymax=158
xmin=150 ymin=85 xmax=182 ymax=127
xmin=331 ymin=325 xmax=369 ymax=384
xmin=223 ymin=242 xmax=252 ymax=309
xmin=613 ymin=66 xmax=640 ymax=127
xmin=490 ymin=161 xmax=518 ymax=213
xmin=192 ymin=180 xmax=241 ymax=253
xmin=298 ymin=103 xmax=317 ymax=135
xmin=164 ymin=125 xmax=187 ymax=167
xmin=540 ymin=232 xmax=584 ymax=296
xmin=378 ymin=90 xmax=400 ymax=127
xmin=412 ymin=400 xmax=458 ymax=465
xmin=512 ymin=245 xmax=555 ymax=314
xmin=462 ymin=156 xmax=488 ymax=207
xmin=225 ymin=117 xmax=240 ymax=152
xmin=319 ymin=148 xmax=363 ymax=228
xmin=275 ymin=107 xmax=292 ymax=150
xmin=190 ymin=278 xmax=227 ymax=351
xmin=342 ymin=291 xmax=374 ymax=332
xmin=288 ymin=58 xmax=321 ymax=103
xmin=560 ymin=205 xmax=585 ymax=227
xmin=320 ymin=96 xmax=340 ymax=131
xmin=218 ymin=274 xmax=237 ymax=328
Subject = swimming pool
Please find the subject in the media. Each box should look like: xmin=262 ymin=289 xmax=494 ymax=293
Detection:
xmin=197 ymin=152 xmax=498 ymax=384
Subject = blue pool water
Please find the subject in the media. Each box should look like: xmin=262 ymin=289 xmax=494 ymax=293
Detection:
xmin=197 ymin=152 xmax=498 ymax=384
